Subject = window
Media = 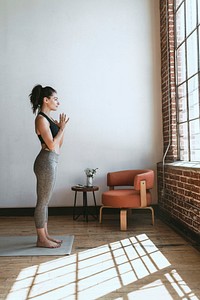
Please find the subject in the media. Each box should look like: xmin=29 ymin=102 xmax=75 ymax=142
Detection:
xmin=175 ymin=0 xmax=200 ymax=161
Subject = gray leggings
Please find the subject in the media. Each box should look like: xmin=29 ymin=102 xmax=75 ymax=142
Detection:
xmin=33 ymin=149 xmax=59 ymax=228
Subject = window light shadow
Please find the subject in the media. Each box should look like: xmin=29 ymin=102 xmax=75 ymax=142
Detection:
xmin=6 ymin=234 xmax=199 ymax=300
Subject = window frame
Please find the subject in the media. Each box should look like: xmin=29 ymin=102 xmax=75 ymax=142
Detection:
xmin=174 ymin=0 xmax=200 ymax=162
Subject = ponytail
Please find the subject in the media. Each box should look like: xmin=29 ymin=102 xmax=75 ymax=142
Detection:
xmin=29 ymin=85 xmax=57 ymax=114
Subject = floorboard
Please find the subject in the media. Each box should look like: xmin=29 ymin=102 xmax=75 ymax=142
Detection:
xmin=0 ymin=213 xmax=199 ymax=300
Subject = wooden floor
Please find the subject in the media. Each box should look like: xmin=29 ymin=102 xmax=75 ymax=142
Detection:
xmin=0 ymin=213 xmax=199 ymax=300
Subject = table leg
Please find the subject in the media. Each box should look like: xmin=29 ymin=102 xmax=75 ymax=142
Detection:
xmin=73 ymin=191 xmax=80 ymax=220
xmin=92 ymin=191 xmax=98 ymax=219
xmin=83 ymin=191 xmax=88 ymax=222
xmin=72 ymin=188 xmax=98 ymax=222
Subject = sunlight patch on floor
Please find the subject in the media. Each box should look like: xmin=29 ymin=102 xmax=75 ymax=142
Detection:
xmin=164 ymin=270 xmax=199 ymax=300
xmin=5 ymin=233 xmax=198 ymax=300
xmin=127 ymin=279 xmax=174 ymax=300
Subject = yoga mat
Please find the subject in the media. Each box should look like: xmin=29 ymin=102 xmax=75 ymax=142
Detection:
xmin=0 ymin=235 xmax=74 ymax=256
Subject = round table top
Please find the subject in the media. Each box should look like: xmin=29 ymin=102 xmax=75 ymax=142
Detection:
xmin=71 ymin=185 xmax=99 ymax=192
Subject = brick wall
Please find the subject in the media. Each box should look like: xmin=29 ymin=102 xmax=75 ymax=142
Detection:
xmin=158 ymin=0 xmax=200 ymax=241
xmin=157 ymin=163 xmax=200 ymax=235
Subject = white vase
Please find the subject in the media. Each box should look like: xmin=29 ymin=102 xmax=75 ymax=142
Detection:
xmin=86 ymin=176 xmax=93 ymax=187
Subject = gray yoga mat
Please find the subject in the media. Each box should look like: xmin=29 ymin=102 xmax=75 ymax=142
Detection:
xmin=0 ymin=235 xmax=74 ymax=256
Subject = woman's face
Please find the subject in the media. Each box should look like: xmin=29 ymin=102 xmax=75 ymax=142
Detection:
xmin=47 ymin=93 xmax=60 ymax=111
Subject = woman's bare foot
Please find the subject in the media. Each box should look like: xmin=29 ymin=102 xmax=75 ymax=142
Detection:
xmin=37 ymin=238 xmax=61 ymax=248
xmin=43 ymin=224 xmax=63 ymax=244
xmin=46 ymin=235 xmax=63 ymax=244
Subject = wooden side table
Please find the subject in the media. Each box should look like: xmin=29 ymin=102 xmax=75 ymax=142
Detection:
xmin=71 ymin=186 xmax=99 ymax=222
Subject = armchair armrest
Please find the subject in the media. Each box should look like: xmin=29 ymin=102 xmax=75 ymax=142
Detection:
xmin=134 ymin=170 xmax=154 ymax=191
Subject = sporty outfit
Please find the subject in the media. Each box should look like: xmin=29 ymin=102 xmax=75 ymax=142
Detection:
xmin=33 ymin=112 xmax=60 ymax=228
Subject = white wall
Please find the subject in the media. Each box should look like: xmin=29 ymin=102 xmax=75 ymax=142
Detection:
xmin=0 ymin=0 xmax=162 ymax=207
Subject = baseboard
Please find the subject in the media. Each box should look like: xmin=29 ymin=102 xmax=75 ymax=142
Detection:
xmin=0 ymin=208 xmax=35 ymax=217
xmin=0 ymin=204 xmax=159 ymax=217
xmin=0 ymin=207 xmax=91 ymax=216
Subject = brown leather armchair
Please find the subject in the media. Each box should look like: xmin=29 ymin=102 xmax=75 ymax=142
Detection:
xmin=99 ymin=169 xmax=154 ymax=230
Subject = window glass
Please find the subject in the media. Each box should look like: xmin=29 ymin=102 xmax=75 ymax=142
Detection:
xmin=190 ymin=119 xmax=200 ymax=161
xmin=186 ymin=31 xmax=198 ymax=78
xmin=198 ymin=26 xmax=200 ymax=58
xmin=179 ymin=122 xmax=189 ymax=160
xmin=186 ymin=0 xmax=196 ymax=36
xmin=188 ymin=75 xmax=199 ymax=120
xmin=176 ymin=0 xmax=183 ymax=9
xmin=176 ymin=3 xmax=185 ymax=46
xmin=177 ymin=44 xmax=186 ymax=84
xmin=198 ymin=0 xmax=200 ymax=23
xmin=178 ymin=83 xmax=187 ymax=122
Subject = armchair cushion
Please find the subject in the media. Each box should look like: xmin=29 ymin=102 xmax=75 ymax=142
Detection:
xmin=102 ymin=189 xmax=152 ymax=208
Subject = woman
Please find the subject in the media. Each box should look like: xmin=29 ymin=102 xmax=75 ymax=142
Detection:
xmin=29 ymin=85 xmax=69 ymax=248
